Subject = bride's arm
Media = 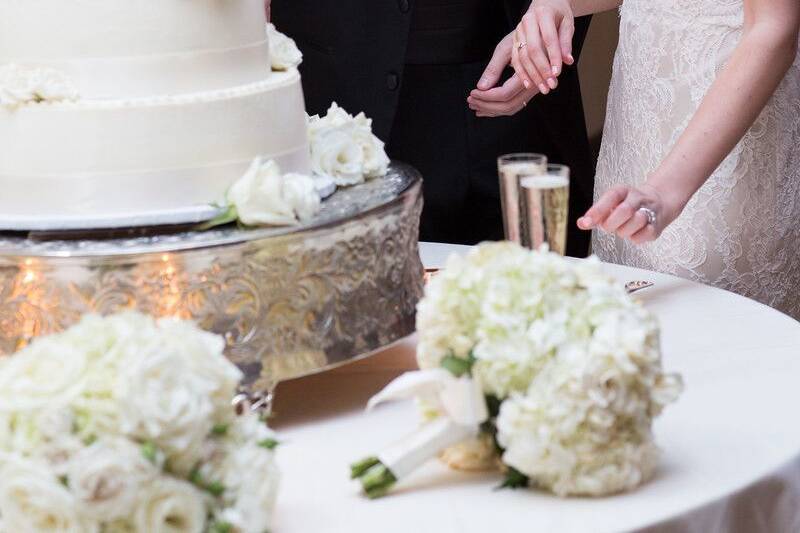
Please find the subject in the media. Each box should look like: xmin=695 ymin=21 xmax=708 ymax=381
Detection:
xmin=580 ymin=0 xmax=800 ymax=243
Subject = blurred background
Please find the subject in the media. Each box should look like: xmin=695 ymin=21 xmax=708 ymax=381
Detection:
xmin=578 ymin=11 xmax=619 ymax=158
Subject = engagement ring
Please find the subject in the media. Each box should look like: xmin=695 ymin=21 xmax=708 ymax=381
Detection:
xmin=639 ymin=207 xmax=657 ymax=226
xmin=517 ymin=42 xmax=527 ymax=51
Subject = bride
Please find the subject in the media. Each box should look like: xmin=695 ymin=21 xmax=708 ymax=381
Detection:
xmin=473 ymin=0 xmax=800 ymax=318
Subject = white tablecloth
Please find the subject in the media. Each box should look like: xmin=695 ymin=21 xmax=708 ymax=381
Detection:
xmin=271 ymin=243 xmax=800 ymax=533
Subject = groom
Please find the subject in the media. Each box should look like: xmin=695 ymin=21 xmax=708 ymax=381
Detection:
xmin=272 ymin=0 xmax=594 ymax=256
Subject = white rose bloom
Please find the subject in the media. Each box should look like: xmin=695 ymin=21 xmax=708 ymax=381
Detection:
xmin=227 ymin=158 xmax=321 ymax=226
xmin=0 ymin=64 xmax=79 ymax=108
xmin=133 ymin=478 xmax=206 ymax=533
xmin=0 ymin=312 xmax=283 ymax=531
xmin=215 ymin=443 xmax=280 ymax=533
xmin=309 ymin=127 xmax=366 ymax=186
xmin=267 ymin=23 xmax=302 ymax=71
xmin=352 ymin=112 xmax=390 ymax=178
xmin=308 ymin=103 xmax=390 ymax=186
xmin=115 ymin=326 xmax=224 ymax=459
xmin=154 ymin=318 xmax=242 ymax=418
xmin=0 ymin=455 xmax=97 ymax=533
xmin=0 ymin=337 xmax=90 ymax=412
xmin=66 ymin=438 xmax=157 ymax=522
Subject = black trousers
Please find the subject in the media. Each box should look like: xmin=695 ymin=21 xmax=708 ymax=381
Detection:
xmin=388 ymin=62 xmax=594 ymax=256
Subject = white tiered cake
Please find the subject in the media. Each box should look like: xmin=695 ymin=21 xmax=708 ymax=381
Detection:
xmin=0 ymin=0 xmax=310 ymax=221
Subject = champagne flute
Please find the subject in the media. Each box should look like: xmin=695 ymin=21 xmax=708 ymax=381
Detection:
xmin=497 ymin=153 xmax=547 ymax=244
xmin=518 ymin=164 xmax=570 ymax=255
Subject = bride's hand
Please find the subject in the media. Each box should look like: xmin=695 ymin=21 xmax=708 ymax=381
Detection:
xmin=264 ymin=0 xmax=271 ymax=20
xmin=577 ymin=184 xmax=681 ymax=244
xmin=511 ymin=0 xmax=575 ymax=95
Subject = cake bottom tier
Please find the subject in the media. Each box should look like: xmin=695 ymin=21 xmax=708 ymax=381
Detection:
xmin=0 ymin=166 xmax=424 ymax=395
xmin=0 ymin=70 xmax=309 ymax=218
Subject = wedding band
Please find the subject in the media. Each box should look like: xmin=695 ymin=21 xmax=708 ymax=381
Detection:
xmin=638 ymin=207 xmax=657 ymax=226
xmin=517 ymin=42 xmax=527 ymax=51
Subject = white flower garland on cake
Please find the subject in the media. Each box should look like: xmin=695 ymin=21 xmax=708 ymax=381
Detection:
xmin=0 ymin=64 xmax=78 ymax=109
xmin=352 ymin=243 xmax=683 ymax=498
xmin=0 ymin=313 xmax=280 ymax=533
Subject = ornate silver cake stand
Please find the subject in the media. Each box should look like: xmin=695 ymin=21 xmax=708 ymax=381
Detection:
xmin=0 ymin=164 xmax=424 ymax=401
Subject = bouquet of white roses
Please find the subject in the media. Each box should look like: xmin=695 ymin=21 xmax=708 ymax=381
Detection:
xmin=352 ymin=243 xmax=683 ymax=498
xmin=0 ymin=312 xmax=280 ymax=533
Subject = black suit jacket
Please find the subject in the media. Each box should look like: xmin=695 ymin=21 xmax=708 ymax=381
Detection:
xmin=273 ymin=0 xmax=595 ymax=254
xmin=273 ymin=1 xmax=590 ymax=140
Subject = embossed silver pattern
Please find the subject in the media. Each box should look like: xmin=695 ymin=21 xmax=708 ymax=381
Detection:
xmin=0 ymin=165 xmax=424 ymax=395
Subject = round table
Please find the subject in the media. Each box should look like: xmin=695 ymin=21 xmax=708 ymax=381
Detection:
xmin=271 ymin=243 xmax=800 ymax=533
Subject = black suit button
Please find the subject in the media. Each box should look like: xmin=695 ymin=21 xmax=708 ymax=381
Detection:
xmin=398 ymin=0 xmax=410 ymax=13
xmin=386 ymin=72 xmax=400 ymax=91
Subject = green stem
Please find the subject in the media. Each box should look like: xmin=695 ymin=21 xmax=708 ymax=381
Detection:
xmin=350 ymin=457 xmax=398 ymax=499
xmin=195 ymin=205 xmax=239 ymax=231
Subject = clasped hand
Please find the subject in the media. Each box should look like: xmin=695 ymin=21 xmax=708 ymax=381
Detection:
xmin=468 ymin=0 xmax=575 ymax=117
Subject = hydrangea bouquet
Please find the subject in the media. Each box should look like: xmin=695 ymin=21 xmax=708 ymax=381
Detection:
xmin=352 ymin=243 xmax=683 ymax=498
xmin=0 ymin=312 xmax=279 ymax=533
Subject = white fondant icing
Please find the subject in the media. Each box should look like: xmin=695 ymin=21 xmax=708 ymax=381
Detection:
xmin=0 ymin=0 xmax=270 ymax=98
xmin=0 ymin=72 xmax=310 ymax=217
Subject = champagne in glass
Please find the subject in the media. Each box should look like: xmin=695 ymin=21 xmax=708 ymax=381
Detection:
xmin=519 ymin=164 xmax=570 ymax=255
xmin=497 ymin=153 xmax=547 ymax=244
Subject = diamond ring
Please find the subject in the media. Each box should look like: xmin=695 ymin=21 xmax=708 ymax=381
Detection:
xmin=517 ymin=42 xmax=527 ymax=51
xmin=638 ymin=207 xmax=657 ymax=226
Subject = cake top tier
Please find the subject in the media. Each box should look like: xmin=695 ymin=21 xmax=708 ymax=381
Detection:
xmin=0 ymin=0 xmax=271 ymax=99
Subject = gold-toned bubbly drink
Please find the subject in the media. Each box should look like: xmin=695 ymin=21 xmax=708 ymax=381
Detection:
xmin=519 ymin=164 xmax=570 ymax=255
xmin=497 ymin=154 xmax=547 ymax=244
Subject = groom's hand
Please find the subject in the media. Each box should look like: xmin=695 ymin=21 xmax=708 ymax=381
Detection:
xmin=264 ymin=0 xmax=271 ymax=20
xmin=468 ymin=32 xmax=540 ymax=117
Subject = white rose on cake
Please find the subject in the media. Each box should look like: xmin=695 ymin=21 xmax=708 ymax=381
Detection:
xmin=0 ymin=64 xmax=78 ymax=109
xmin=308 ymin=103 xmax=390 ymax=186
xmin=267 ymin=23 xmax=303 ymax=71
xmin=226 ymin=158 xmax=321 ymax=227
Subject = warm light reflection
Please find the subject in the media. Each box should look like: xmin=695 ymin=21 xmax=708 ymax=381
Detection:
xmin=155 ymin=254 xmax=189 ymax=319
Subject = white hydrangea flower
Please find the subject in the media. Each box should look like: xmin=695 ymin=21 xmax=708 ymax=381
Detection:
xmin=495 ymin=307 xmax=682 ymax=496
xmin=308 ymin=102 xmax=390 ymax=186
xmin=414 ymin=242 xmax=682 ymax=495
xmin=267 ymin=23 xmax=302 ymax=71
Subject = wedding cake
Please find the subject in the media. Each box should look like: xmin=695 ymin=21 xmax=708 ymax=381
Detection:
xmin=0 ymin=0 xmax=309 ymax=220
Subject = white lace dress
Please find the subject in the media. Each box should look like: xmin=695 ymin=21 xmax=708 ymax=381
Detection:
xmin=594 ymin=0 xmax=800 ymax=319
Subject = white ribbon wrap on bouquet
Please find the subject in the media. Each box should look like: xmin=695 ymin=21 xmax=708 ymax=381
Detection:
xmin=367 ymin=369 xmax=489 ymax=480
